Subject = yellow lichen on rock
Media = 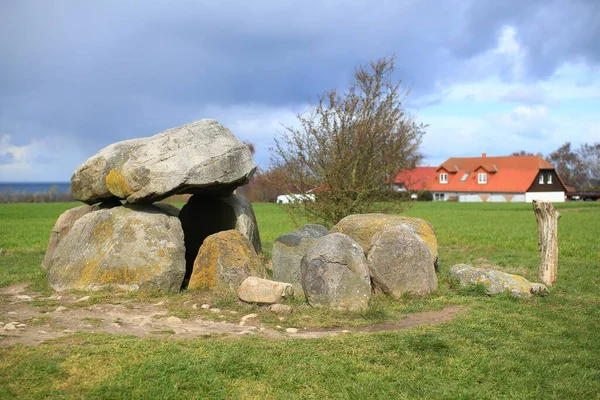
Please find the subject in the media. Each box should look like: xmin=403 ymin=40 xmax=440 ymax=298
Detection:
xmin=105 ymin=169 xmax=133 ymax=198
xmin=188 ymin=230 xmax=265 ymax=292
xmin=331 ymin=214 xmax=439 ymax=262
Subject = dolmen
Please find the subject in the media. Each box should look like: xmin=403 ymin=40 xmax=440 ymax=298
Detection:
xmin=42 ymin=119 xmax=266 ymax=292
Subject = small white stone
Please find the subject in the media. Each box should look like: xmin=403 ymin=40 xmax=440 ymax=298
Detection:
xmin=192 ymin=304 xmax=198 ymax=309
xmin=75 ymin=296 xmax=90 ymax=302
xmin=210 ymin=308 xmax=221 ymax=314
xmin=16 ymin=324 xmax=26 ymax=328
xmin=239 ymin=313 xmax=258 ymax=326
xmin=14 ymin=295 xmax=32 ymax=301
xmin=62 ymin=329 xmax=76 ymax=333
xmin=153 ymin=301 xmax=165 ymax=306
xmin=201 ymin=304 xmax=211 ymax=309
xmin=3 ymin=323 xmax=17 ymax=331
xmin=342 ymin=330 xmax=350 ymax=333
xmin=259 ymin=327 xmax=266 ymax=332
xmin=55 ymin=306 xmax=68 ymax=312
xmin=239 ymin=330 xmax=255 ymax=335
xmin=286 ymin=328 xmax=298 ymax=334
xmin=7 ymin=311 xmax=17 ymax=315
xmin=166 ymin=316 xmax=182 ymax=324
xmin=276 ymin=325 xmax=282 ymax=329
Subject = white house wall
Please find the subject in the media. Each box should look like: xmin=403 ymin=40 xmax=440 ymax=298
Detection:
xmin=525 ymin=192 xmax=565 ymax=202
xmin=434 ymin=192 xmax=527 ymax=202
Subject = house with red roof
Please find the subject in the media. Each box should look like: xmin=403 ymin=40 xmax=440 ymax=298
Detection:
xmin=393 ymin=154 xmax=567 ymax=202
xmin=427 ymin=153 xmax=567 ymax=202
xmin=392 ymin=167 xmax=437 ymax=197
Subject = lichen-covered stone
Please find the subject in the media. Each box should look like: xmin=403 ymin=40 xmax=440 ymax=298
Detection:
xmin=178 ymin=194 xmax=261 ymax=287
xmin=449 ymin=264 xmax=549 ymax=298
xmin=238 ymin=277 xmax=294 ymax=304
xmin=188 ymin=230 xmax=266 ymax=292
xmin=331 ymin=213 xmax=439 ymax=269
xmin=272 ymin=224 xmax=329 ymax=297
xmin=301 ymin=233 xmax=371 ymax=311
xmin=47 ymin=204 xmax=185 ymax=292
xmin=367 ymin=226 xmax=438 ymax=298
xmin=71 ymin=119 xmax=256 ymax=204
xmin=41 ymin=200 xmax=122 ymax=270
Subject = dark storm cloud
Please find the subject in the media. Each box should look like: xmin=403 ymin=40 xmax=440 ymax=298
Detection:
xmin=0 ymin=0 xmax=598 ymax=178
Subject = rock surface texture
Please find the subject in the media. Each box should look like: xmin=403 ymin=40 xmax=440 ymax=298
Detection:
xmin=367 ymin=226 xmax=438 ymax=298
xmin=47 ymin=204 xmax=186 ymax=292
xmin=331 ymin=213 xmax=439 ymax=270
xmin=71 ymin=119 xmax=256 ymax=204
xmin=188 ymin=230 xmax=266 ymax=292
xmin=41 ymin=200 xmax=121 ymax=270
xmin=179 ymin=194 xmax=261 ymax=287
xmin=301 ymin=233 xmax=371 ymax=311
xmin=449 ymin=264 xmax=548 ymax=298
xmin=272 ymin=224 xmax=329 ymax=297
xmin=238 ymin=277 xmax=294 ymax=304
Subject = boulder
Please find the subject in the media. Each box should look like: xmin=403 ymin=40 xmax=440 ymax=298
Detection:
xmin=449 ymin=264 xmax=549 ymax=298
xmin=179 ymin=194 xmax=261 ymax=287
xmin=301 ymin=233 xmax=371 ymax=311
xmin=187 ymin=230 xmax=266 ymax=292
xmin=272 ymin=224 xmax=329 ymax=297
xmin=367 ymin=226 xmax=438 ymax=298
xmin=47 ymin=204 xmax=186 ymax=292
xmin=331 ymin=213 xmax=439 ymax=270
xmin=71 ymin=119 xmax=256 ymax=204
xmin=41 ymin=200 xmax=122 ymax=270
xmin=238 ymin=277 xmax=294 ymax=304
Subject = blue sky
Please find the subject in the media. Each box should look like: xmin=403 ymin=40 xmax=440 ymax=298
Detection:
xmin=1 ymin=0 xmax=599 ymax=182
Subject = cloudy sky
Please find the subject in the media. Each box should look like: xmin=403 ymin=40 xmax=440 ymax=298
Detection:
xmin=1 ymin=0 xmax=599 ymax=182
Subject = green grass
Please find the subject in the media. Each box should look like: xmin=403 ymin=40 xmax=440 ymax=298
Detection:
xmin=1 ymin=201 xmax=599 ymax=398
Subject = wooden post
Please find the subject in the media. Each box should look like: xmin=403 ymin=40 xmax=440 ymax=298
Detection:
xmin=533 ymin=200 xmax=560 ymax=286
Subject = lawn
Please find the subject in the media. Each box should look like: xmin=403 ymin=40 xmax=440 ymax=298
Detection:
xmin=0 ymin=201 xmax=599 ymax=399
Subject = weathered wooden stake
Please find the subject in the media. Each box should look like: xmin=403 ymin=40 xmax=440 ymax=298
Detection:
xmin=533 ymin=200 xmax=560 ymax=286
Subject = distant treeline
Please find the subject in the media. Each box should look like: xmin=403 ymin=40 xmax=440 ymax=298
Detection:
xmin=0 ymin=186 xmax=75 ymax=203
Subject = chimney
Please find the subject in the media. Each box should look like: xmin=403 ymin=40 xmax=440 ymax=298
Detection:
xmin=482 ymin=152 xmax=487 ymax=158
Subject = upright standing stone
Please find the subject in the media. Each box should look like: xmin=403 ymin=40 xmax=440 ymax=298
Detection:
xmin=187 ymin=230 xmax=266 ymax=292
xmin=367 ymin=226 xmax=438 ymax=298
xmin=301 ymin=233 xmax=371 ymax=311
xmin=71 ymin=119 xmax=256 ymax=204
xmin=47 ymin=204 xmax=186 ymax=292
xmin=331 ymin=213 xmax=439 ymax=270
xmin=272 ymin=224 xmax=329 ymax=296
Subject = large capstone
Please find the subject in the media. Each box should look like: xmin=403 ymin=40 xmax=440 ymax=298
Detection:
xmin=301 ymin=233 xmax=371 ymax=311
xmin=71 ymin=119 xmax=256 ymax=204
xmin=187 ymin=230 xmax=266 ymax=292
xmin=178 ymin=194 xmax=261 ymax=288
xmin=367 ymin=226 xmax=438 ymax=298
xmin=47 ymin=204 xmax=186 ymax=292
xmin=272 ymin=224 xmax=329 ymax=297
xmin=331 ymin=213 xmax=439 ymax=271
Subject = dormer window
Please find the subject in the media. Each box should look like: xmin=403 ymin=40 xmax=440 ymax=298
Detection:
xmin=539 ymin=173 xmax=544 ymax=184
xmin=547 ymin=173 xmax=552 ymax=184
xmin=478 ymin=172 xmax=487 ymax=184
xmin=439 ymin=173 xmax=448 ymax=184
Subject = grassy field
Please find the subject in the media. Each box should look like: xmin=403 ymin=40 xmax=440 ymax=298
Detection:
xmin=1 ymin=201 xmax=599 ymax=398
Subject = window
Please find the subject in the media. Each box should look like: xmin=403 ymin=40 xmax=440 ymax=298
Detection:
xmin=460 ymin=173 xmax=469 ymax=182
xmin=478 ymin=172 xmax=487 ymax=184
xmin=547 ymin=173 xmax=553 ymax=184
xmin=539 ymin=173 xmax=544 ymax=184
xmin=439 ymin=173 xmax=448 ymax=184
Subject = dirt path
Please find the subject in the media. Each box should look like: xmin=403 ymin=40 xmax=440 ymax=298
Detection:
xmin=0 ymin=283 xmax=465 ymax=346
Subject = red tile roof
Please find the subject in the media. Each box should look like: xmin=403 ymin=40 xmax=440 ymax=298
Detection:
xmin=394 ymin=167 xmax=437 ymax=191
xmin=427 ymin=155 xmax=558 ymax=193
